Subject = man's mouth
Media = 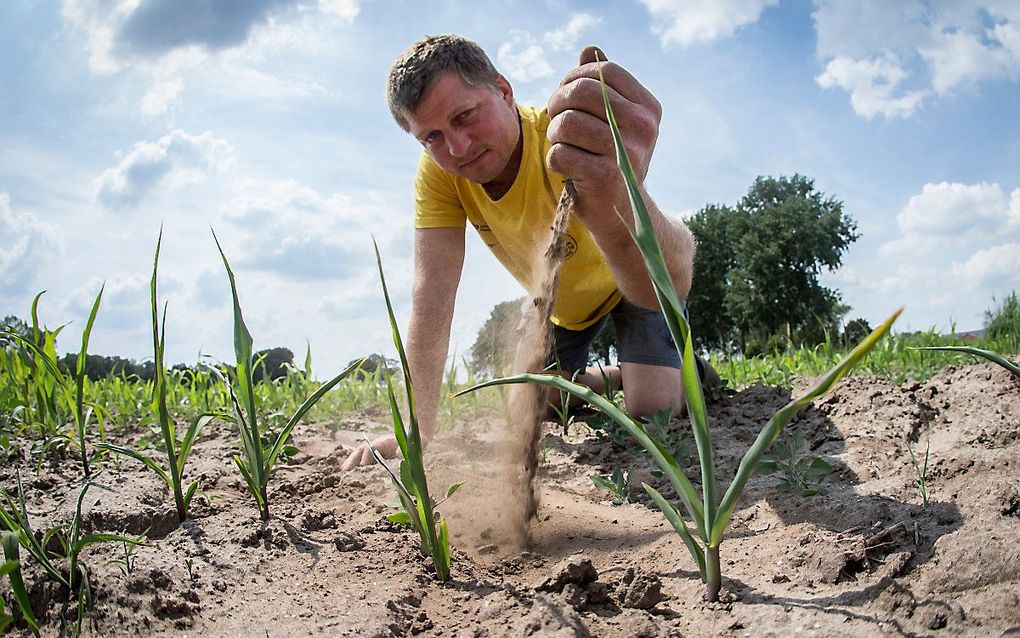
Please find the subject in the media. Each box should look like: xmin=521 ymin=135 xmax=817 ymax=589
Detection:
xmin=460 ymin=150 xmax=487 ymax=169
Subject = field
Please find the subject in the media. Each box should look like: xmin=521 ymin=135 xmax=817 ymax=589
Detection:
xmin=2 ymin=343 xmax=1018 ymax=637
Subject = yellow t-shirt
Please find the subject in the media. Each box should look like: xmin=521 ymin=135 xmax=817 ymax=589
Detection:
xmin=414 ymin=105 xmax=621 ymax=330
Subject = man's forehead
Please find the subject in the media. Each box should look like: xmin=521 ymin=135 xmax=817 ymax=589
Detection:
xmin=410 ymin=73 xmax=482 ymax=126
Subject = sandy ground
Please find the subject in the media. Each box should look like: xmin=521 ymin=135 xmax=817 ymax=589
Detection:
xmin=1 ymin=362 xmax=1018 ymax=637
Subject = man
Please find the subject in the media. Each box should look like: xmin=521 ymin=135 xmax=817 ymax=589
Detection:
xmin=343 ymin=34 xmax=697 ymax=469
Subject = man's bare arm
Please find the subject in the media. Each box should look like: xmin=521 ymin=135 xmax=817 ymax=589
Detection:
xmin=342 ymin=226 xmax=465 ymax=469
xmin=406 ymin=226 xmax=465 ymax=442
xmin=546 ymin=46 xmax=694 ymax=308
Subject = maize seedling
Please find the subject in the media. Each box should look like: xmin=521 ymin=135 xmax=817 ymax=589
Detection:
xmin=1 ymin=472 xmax=143 ymax=633
xmin=368 ymin=240 xmax=460 ymax=581
xmin=457 ymin=61 xmax=901 ymax=601
xmin=99 ymin=229 xmax=213 ymax=523
xmin=211 ymin=229 xmax=363 ymax=521
xmin=0 ymin=286 xmax=104 ymax=479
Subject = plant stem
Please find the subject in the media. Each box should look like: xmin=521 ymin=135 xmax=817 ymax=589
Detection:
xmin=705 ymin=545 xmax=721 ymax=602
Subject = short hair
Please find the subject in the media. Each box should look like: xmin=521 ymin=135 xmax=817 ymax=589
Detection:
xmin=387 ymin=34 xmax=501 ymax=132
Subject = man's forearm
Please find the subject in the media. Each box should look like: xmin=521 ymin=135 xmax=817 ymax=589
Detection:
xmin=405 ymin=298 xmax=455 ymax=443
xmin=576 ymin=186 xmax=695 ymax=309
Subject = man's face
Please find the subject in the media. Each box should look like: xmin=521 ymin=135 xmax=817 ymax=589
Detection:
xmin=406 ymin=71 xmax=519 ymax=187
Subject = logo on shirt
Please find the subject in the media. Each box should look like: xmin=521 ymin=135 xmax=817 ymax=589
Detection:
xmin=563 ymin=233 xmax=577 ymax=259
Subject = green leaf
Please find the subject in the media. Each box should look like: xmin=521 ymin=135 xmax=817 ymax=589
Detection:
xmin=710 ymin=308 xmax=901 ymax=546
xmin=917 ymin=345 xmax=1020 ymax=376
xmin=445 ymin=482 xmax=464 ymax=499
xmin=2 ymin=531 xmax=40 ymax=636
xmin=387 ymin=512 xmax=413 ymax=526
xmin=97 ymin=443 xmax=172 ymax=487
xmin=266 ymin=358 xmax=363 ymax=469
xmin=642 ymin=484 xmax=706 ymax=580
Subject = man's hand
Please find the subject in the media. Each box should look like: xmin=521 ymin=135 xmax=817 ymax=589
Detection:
xmin=546 ymin=46 xmax=662 ymax=204
xmin=341 ymin=434 xmax=399 ymax=470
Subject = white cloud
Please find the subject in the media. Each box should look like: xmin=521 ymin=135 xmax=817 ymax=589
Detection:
xmin=874 ymin=182 xmax=1020 ymax=309
xmin=897 ymin=182 xmax=1011 ymax=237
xmin=640 ymin=0 xmax=779 ymax=48
xmin=544 ymin=14 xmax=602 ymax=52
xmin=0 ymin=193 xmax=64 ymax=295
xmin=952 ymin=242 xmax=1020 ymax=286
xmin=94 ymin=129 xmax=234 ymax=210
xmin=140 ymin=77 xmax=184 ymax=116
xmin=65 ymin=270 xmax=184 ymax=331
xmin=816 ymin=55 xmax=926 ymax=119
xmin=218 ymin=178 xmax=408 ymax=281
xmin=497 ymin=15 xmax=602 ymax=83
xmin=813 ymin=1 xmax=1020 ymax=119
xmin=920 ymin=27 xmax=1016 ymax=94
xmin=498 ymin=31 xmax=555 ymax=83
xmin=318 ymin=0 xmax=359 ymax=20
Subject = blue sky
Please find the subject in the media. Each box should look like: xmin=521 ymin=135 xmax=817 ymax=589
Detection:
xmin=2 ymin=0 xmax=1018 ymax=376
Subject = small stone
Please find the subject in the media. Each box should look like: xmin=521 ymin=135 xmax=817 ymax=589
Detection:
xmin=561 ymin=583 xmax=588 ymax=610
xmin=334 ymin=531 xmax=365 ymax=552
xmin=617 ymin=567 xmax=664 ymax=610
xmin=535 ymin=555 xmax=598 ymax=592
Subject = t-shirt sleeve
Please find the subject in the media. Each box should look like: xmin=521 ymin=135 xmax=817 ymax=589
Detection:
xmin=414 ymin=151 xmax=467 ymax=229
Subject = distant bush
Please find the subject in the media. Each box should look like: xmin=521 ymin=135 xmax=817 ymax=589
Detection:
xmin=984 ymin=291 xmax=1020 ymax=345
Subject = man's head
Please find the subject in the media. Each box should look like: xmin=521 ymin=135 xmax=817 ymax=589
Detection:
xmin=387 ymin=35 xmax=501 ymax=132
xmin=388 ymin=35 xmax=521 ymax=189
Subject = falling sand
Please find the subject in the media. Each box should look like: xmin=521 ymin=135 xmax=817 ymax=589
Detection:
xmin=495 ymin=181 xmax=576 ymax=548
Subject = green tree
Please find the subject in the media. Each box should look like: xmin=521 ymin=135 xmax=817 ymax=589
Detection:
xmin=686 ymin=204 xmax=743 ymax=352
xmin=469 ymin=298 xmax=524 ymax=378
xmin=690 ymin=175 xmax=857 ymax=354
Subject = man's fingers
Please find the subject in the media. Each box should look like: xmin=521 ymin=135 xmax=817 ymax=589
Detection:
xmin=548 ymin=76 xmax=631 ymax=122
xmin=341 ymin=445 xmax=368 ymax=471
xmin=578 ymin=45 xmax=606 ymax=66
xmin=559 ymin=60 xmax=656 ymax=109
xmin=547 ymin=108 xmax=615 ymax=156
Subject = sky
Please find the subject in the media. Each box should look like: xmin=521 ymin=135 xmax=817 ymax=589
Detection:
xmin=2 ymin=0 xmax=1018 ymax=378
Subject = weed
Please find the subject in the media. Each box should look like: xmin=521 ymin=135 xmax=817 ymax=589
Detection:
xmin=756 ymin=428 xmax=834 ymax=496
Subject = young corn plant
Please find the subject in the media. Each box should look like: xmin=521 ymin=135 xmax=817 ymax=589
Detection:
xmin=0 ymin=288 xmax=105 ymax=477
xmin=212 ymin=230 xmax=363 ymax=521
xmin=99 ymin=230 xmax=213 ymax=523
xmin=1 ymin=473 xmax=142 ymax=635
xmin=906 ymin=428 xmax=931 ymax=507
xmin=368 ymin=240 xmax=460 ymax=582
xmin=457 ymin=63 xmax=901 ymax=601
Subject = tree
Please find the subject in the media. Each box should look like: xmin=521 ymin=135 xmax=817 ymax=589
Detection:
xmin=252 ymin=347 xmax=294 ymax=382
xmin=469 ymin=298 xmax=524 ymax=378
xmin=686 ymin=205 xmax=743 ymax=352
xmin=689 ymin=175 xmax=858 ymax=354
xmin=346 ymin=353 xmax=399 ymax=382
xmin=841 ymin=317 xmax=873 ymax=348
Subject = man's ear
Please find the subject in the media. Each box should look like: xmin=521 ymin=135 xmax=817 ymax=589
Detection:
xmin=495 ymin=74 xmax=514 ymax=105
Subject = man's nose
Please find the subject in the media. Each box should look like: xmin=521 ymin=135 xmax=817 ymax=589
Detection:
xmin=446 ymin=129 xmax=471 ymax=158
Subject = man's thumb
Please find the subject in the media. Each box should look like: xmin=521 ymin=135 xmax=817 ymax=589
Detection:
xmin=579 ymin=45 xmax=606 ymax=66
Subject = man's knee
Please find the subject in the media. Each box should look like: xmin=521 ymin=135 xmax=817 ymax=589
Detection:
xmin=620 ymin=362 xmax=684 ymax=419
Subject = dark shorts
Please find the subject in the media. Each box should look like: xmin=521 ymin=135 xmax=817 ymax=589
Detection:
xmin=550 ymin=297 xmax=685 ymax=373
